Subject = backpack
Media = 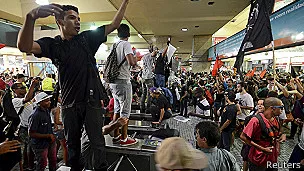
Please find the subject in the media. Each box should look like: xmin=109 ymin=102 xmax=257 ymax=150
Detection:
xmin=103 ymin=42 xmax=126 ymax=83
xmin=245 ymin=113 xmax=280 ymax=142
xmin=160 ymin=87 xmax=173 ymax=105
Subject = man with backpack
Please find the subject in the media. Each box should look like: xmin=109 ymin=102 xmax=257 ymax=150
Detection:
xmin=17 ymin=1 xmax=130 ymax=170
xmin=108 ymin=24 xmax=138 ymax=146
xmin=240 ymin=97 xmax=285 ymax=171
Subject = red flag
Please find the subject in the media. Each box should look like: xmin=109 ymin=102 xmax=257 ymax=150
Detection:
xmin=0 ymin=44 xmax=5 ymax=49
xmin=260 ymin=69 xmax=267 ymax=78
xmin=249 ymin=67 xmax=257 ymax=77
xmin=212 ymin=57 xmax=223 ymax=77
xmin=246 ymin=70 xmax=252 ymax=77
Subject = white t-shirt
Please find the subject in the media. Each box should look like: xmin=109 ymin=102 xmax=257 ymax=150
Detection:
xmin=110 ymin=40 xmax=133 ymax=80
xmin=196 ymin=98 xmax=211 ymax=117
xmin=142 ymin=53 xmax=155 ymax=79
xmin=236 ymin=93 xmax=254 ymax=120
xmin=12 ymin=98 xmax=34 ymax=127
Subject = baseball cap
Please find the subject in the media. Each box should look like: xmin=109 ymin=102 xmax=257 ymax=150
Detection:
xmin=155 ymin=137 xmax=208 ymax=170
xmin=149 ymin=87 xmax=161 ymax=93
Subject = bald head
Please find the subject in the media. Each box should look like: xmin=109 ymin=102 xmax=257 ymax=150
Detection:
xmin=264 ymin=97 xmax=282 ymax=110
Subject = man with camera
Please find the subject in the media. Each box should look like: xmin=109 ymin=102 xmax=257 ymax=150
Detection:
xmin=11 ymin=79 xmax=39 ymax=170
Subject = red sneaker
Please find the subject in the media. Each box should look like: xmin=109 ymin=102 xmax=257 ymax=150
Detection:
xmin=120 ymin=137 xmax=138 ymax=146
xmin=112 ymin=135 xmax=121 ymax=144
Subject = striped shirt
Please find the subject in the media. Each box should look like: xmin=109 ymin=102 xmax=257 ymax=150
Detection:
xmin=142 ymin=53 xmax=155 ymax=79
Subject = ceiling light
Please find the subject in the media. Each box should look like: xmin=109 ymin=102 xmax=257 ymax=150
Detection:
xmin=138 ymin=33 xmax=143 ymax=38
xmin=35 ymin=0 xmax=49 ymax=5
xmin=208 ymin=1 xmax=215 ymax=6
xmin=296 ymin=32 xmax=304 ymax=40
xmin=177 ymin=47 xmax=180 ymax=48
xmin=90 ymin=25 xmax=98 ymax=30
xmin=181 ymin=28 xmax=188 ymax=32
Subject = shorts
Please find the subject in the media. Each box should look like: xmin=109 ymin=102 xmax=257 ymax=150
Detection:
xmin=54 ymin=129 xmax=65 ymax=141
xmin=18 ymin=126 xmax=30 ymax=144
xmin=109 ymin=80 xmax=132 ymax=118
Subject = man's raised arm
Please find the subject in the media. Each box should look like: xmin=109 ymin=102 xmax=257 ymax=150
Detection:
xmin=105 ymin=0 xmax=129 ymax=36
xmin=17 ymin=4 xmax=62 ymax=53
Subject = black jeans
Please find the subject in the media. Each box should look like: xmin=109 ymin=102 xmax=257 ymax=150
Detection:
xmin=180 ymin=98 xmax=188 ymax=116
xmin=62 ymin=101 xmax=107 ymax=171
xmin=150 ymin=106 xmax=172 ymax=122
xmin=219 ymin=130 xmax=233 ymax=151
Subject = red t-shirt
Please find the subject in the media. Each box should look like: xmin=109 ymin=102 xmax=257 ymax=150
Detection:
xmin=243 ymin=113 xmax=280 ymax=167
xmin=107 ymin=98 xmax=114 ymax=112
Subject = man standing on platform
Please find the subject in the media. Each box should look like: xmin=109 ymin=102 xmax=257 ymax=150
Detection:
xmin=140 ymin=46 xmax=156 ymax=113
xmin=17 ymin=1 xmax=130 ymax=170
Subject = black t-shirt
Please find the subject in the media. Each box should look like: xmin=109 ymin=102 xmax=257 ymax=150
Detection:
xmin=181 ymin=85 xmax=188 ymax=98
xmin=154 ymin=54 xmax=165 ymax=75
xmin=35 ymin=26 xmax=107 ymax=105
xmin=220 ymin=104 xmax=237 ymax=131
xmin=152 ymin=94 xmax=171 ymax=110
xmin=215 ymin=92 xmax=224 ymax=102
xmin=28 ymin=107 xmax=53 ymax=149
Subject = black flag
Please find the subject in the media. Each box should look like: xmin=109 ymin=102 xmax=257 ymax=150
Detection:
xmin=291 ymin=66 xmax=298 ymax=78
xmin=234 ymin=0 xmax=275 ymax=73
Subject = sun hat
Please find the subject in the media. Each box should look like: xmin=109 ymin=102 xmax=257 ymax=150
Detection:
xmin=34 ymin=92 xmax=52 ymax=104
xmin=155 ymin=137 xmax=208 ymax=170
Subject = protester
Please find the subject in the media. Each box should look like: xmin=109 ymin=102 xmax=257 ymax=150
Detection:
xmin=12 ymin=79 xmax=38 ymax=170
xmin=240 ymin=97 xmax=284 ymax=171
xmin=219 ymin=91 xmax=239 ymax=151
xmin=195 ymin=121 xmax=241 ymax=171
xmin=150 ymin=87 xmax=172 ymax=124
xmin=109 ymin=23 xmax=138 ymax=146
xmin=140 ymin=46 xmax=156 ymax=113
xmin=17 ymin=1 xmax=129 ymax=170
xmin=28 ymin=92 xmax=56 ymax=171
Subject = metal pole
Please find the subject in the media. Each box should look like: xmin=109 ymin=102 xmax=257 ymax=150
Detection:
xmin=272 ymin=41 xmax=276 ymax=77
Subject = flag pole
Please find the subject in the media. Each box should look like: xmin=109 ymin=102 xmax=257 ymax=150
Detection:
xmin=272 ymin=41 xmax=276 ymax=78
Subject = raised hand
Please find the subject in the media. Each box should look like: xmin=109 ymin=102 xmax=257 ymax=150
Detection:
xmin=29 ymin=3 xmax=63 ymax=20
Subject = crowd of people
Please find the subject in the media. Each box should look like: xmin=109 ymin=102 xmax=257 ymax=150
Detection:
xmin=0 ymin=1 xmax=304 ymax=171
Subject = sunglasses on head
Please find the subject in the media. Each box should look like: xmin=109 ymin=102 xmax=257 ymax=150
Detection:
xmin=272 ymin=106 xmax=284 ymax=110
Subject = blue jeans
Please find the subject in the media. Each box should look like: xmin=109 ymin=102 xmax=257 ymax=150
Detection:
xmin=155 ymin=74 xmax=165 ymax=87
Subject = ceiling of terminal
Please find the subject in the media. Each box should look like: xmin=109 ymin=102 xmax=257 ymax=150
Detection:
xmin=0 ymin=0 xmax=250 ymax=59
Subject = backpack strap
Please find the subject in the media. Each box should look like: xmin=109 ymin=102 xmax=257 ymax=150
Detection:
xmin=255 ymin=114 xmax=270 ymax=140
xmin=113 ymin=41 xmax=127 ymax=69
